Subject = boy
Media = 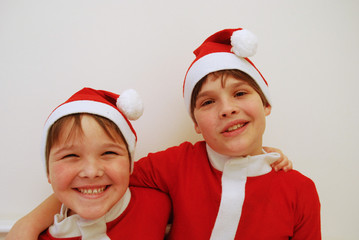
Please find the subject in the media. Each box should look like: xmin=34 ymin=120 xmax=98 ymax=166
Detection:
xmin=6 ymin=29 xmax=295 ymax=239
xmin=37 ymin=87 xmax=171 ymax=239
xmin=130 ymin=28 xmax=321 ymax=239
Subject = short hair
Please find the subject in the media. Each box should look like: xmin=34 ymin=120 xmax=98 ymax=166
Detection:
xmin=190 ymin=69 xmax=270 ymax=121
xmin=45 ymin=113 xmax=129 ymax=174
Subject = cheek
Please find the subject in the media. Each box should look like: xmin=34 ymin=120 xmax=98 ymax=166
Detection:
xmin=195 ymin=111 xmax=215 ymax=132
xmin=49 ymin=163 xmax=76 ymax=190
xmin=107 ymin=160 xmax=130 ymax=186
xmin=245 ymin=101 xmax=265 ymax=118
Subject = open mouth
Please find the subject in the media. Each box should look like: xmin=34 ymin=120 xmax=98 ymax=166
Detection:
xmin=76 ymin=185 xmax=109 ymax=195
xmin=224 ymin=122 xmax=247 ymax=133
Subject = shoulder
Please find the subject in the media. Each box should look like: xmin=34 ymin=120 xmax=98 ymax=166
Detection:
xmin=151 ymin=141 xmax=206 ymax=154
xmin=275 ymin=169 xmax=314 ymax=183
xmin=127 ymin=187 xmax=171 ymax=227
xmin=129 ymin=186 xmax=171 ymax=209
xmin=138 ymin=141 xmax=206 ymax=163
xmin=107 ymin=187 xmax=171 ymax=239
xmin=130 ymin=186 xmax=169 ymax=198
xmin=273 ymin=170 xmax=319 ymax=197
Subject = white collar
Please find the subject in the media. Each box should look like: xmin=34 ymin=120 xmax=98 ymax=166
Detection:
xmin=208 ymin=145 xmax=280 ymax=240
xmin=206 ymin=144 xmax=280 ymax=176
xmin=49 ymin=188 xmax=131 ymax=239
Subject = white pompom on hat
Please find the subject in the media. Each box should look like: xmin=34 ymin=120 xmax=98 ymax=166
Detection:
xmin=117 ymin=89 xmax=144 ymax=121
xmin=183 ymin=27 xmax=271 ymax=114
xmin=230 ymin=29 xmax=258 ymax=58
xmin=42 ymin=87 xmax=144 ymax=173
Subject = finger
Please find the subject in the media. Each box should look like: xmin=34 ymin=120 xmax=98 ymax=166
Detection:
xmin=274 ymin=159 xmax=293 ymax=172
xmin=283 ymin=161 xmax=293 ymax=172
xmin=270 ymin=158 xmax=282 ymax=168
xmin=263 ymin=146 xmax=283 ymax=155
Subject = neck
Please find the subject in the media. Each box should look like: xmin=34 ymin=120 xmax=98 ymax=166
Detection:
xmin=206 ymin=144 xmax=280 ymax=175
xmin=49 ymin=188 xmax=132 ymax=239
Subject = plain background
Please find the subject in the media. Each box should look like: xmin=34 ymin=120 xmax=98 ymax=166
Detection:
xmin=1 ymin=0 xmax=358 ymax=239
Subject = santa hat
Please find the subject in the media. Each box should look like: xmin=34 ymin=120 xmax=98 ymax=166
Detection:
xmin=41 ymin=87 xmax=144 ymax=173
xmin=183 ymin=28 xmax=271 ymax=113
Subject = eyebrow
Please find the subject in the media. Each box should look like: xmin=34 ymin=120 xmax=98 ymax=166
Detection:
xmin=225 ymin=80 xmax=248 ymax=88
xmin=51 ymin=142 xmax=127 ymax=156
xmin=196 ymin=89 xmax=215 ymax=100
xmin=50 ymin=144 xmax=77 ymax=157
xmin=196 ymin=81 xmax=249 ymax=100
xmin=102 ymin=142 xmax=128 ymax=153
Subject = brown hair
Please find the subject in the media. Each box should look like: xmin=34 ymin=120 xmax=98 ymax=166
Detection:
xmin=45 ymin=113 xmax=129 ymax=173
xmin=190 ymin=69 xmax=269 ymax=121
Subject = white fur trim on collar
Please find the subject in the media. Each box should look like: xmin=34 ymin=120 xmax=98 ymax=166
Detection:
xmin=206 ymin=144 xmax=279 ymax=174
xmin=206 ymin=144 xmax=280 ymax=239
xmin=49 ymin=188 xmax=131 ymax=239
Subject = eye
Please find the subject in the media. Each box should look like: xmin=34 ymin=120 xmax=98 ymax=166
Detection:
xmin=235 ymin=91 xmax=246 ymax=97
xmin=200 ymin=99 xmax=214 ymax=107
xmin=61 ymin=154 xmax=79 ymax=159
xmin=103 ymin=151 xmax=118 ymax=156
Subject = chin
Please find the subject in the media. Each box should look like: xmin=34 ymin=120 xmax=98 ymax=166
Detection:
xmin=70 ymin=204 xmax=110 ymax=220
xmin=222 ymin=145 xmax=249 ymax=157
xmin=78 ymin=210 xmax=107 ymax=220
xmin=216 ymin=148 xmax=247 ymax=157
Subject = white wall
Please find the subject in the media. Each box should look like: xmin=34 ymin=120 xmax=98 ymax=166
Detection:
xmin=1 ymin=0 xmax=358 ymax=239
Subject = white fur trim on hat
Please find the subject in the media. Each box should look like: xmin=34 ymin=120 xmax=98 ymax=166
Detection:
xmin=184 ymin=52 xmax=271 ymax=113
xmin=42 ymin=100 xmax=138 ymax=174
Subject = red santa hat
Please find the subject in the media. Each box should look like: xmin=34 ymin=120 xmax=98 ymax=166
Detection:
xmin=41 ymin=87 xmax=144 ymax=173
xmin=183 ymin=28 xmax=271 ymax=113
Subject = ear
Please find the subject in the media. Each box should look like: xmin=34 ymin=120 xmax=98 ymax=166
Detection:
xmin=264 ymin=104 xmax=272 ymax=116
xmin=47 ymin=175 xmax=51 ymax=184
xmin=194 ymin=121 xmax=202 ymax=134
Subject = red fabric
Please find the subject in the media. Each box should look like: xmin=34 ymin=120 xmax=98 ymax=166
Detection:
xmin=61 ymin=88 xmax=118 ymax=110
xmin=130 ymin=141 xmax=321 ymax=240
xmin=182 ymin=28 xmax=268 ymax=95
xmin=49 ymin=87 xmax=137 ymax=139
xmin=193 ymin=28 xmax=242 ymax=58
xmin=39 ymin=233 xmax=79 ymax=240
xmin=39 ymin=187 xmax=171 ymax=240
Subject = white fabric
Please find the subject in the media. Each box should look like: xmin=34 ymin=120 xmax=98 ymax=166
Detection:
xmin=41 ymin=100 xmax=137 ymax=173
xmin=49 ymin=188 xmax=131 ymax=240
xmin=206 ymin=145 xmax=280 ymax=240
xmin=183 ymin=52 xmax=271 ymax=113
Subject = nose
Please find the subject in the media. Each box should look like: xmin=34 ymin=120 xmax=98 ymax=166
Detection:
xmin=78 ymin=158 xmax=104 ymax=178
xmin=219 ymin=98 xmax=239 ymax=118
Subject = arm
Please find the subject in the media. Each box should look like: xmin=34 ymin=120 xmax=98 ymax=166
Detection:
xmin=263 ymin=146 xmax=293 ymax=172
xmin=130 ymin=142 xmax=193 ymax=192
xmin=130 ymin=152 xmax=173 ymax=192
xmin=5 ymin=194 xmax=61 ymax=240
xmin=130 ymin=143 xmax=293 ymax=189
xmin=292 ymin=178 xmax=321 ymax=239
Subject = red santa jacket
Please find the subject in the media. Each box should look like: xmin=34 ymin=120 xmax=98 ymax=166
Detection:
xmin=39 ymin=187 xmax=171 ymax=240
xmin=130 ymin=141 xmax=321 ymax=239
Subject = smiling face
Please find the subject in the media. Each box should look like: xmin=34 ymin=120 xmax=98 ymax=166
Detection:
xmin=47 ymin=114 xmax=130 ymax=220
xmin=193 ymin=71 xmax=271 ymax=157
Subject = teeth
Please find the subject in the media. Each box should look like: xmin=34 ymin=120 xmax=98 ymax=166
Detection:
xmin=227 ymin=123 xmax=244 ymax=132
xmin=79 ymin=187 xmax=105 ymax=195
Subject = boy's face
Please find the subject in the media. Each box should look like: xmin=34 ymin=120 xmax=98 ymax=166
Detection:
xmin=193 ymin=74 xmax=271 ymax=157
xmin=47 ymin=115 xmax=130 ymax=220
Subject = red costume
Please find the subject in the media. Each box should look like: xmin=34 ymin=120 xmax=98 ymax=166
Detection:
xmin=39 ymin=187 xmax=171 ymax=240
xmin=131 ymin=141 xmax=321 ymax=239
